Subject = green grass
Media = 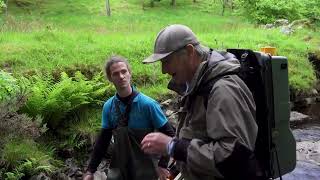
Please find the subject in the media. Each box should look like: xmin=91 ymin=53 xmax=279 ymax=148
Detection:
xmin=1 ymin=138 xmax=59 ymax=171
xmin=0 ymin=0 xmax=319 ymax=93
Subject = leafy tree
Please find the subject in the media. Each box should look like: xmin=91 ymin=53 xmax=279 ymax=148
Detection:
xmin=234 ymin=0 xmax=319 ymax=24
xmin=300 ymin=0 xmax=320 ymax=23
xmin=220 ymin=0 xmax=234 ymax=16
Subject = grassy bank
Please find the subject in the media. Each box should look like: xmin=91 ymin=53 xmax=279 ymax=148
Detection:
xmin=1 ymin=0 xmax=319 ymax=93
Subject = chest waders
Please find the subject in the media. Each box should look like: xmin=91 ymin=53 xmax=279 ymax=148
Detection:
xmin=107 ymin=91 xmax=158 ymax=180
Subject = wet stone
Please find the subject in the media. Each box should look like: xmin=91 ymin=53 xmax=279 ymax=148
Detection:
xmin=293 ymin=126 xmax=320 ymax=142
xmin=161 ymin=99 xmax=172 ymax=108
xmin=165 ymin=109 xmax=174 ymax=116
xmin=296 ymin=141 xmax=320 ymax=165
xmin=290 ymin=111 xmax=312 ymax=126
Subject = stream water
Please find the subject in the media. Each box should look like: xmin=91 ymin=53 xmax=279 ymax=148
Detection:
xmin=279 ymin=122 xmax=320 ymax=179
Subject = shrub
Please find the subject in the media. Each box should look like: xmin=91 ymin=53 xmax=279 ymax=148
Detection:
xmin=234 ymin=0 xmax=318 ymax=24
xmin=13 ymin=0 xmax=42 ymax=7
xmin=62 ymin=108 xmax=101 ymax=149
xmin=0 ymin=72 xmax=48 ymax=179
xmin=51 ymin=64 xmax=102 ymax=82
xmin=0 ymin=0 xmax=6 ymax=13
xmin=1 ymin=139 xmax=60 ymax=179
xmin=0 ymin=71 xmax=20 ymax=103
xmin=0 ymin=98 xmax=45 ymax=143
xmin=300 ymin=0 xmax=320 ymax=23
xmin=0 ymin=71 xmax=45 ymax=146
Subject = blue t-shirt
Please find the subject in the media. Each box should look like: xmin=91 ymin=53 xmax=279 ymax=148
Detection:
xmin=101 ymin=92 xmax=167 ymax=129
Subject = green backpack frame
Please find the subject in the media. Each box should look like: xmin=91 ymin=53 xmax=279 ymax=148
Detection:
xmin=198 ymin=49 xmax=296 ymax=179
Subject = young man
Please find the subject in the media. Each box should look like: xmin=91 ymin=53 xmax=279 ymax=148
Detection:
xmin=141 ymin=24 xmax=265 ymax=180
xmin=83 ymin=56 xmax=175 ymax=180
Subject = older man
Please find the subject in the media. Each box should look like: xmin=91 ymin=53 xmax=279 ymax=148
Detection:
xmin=141 ymin=24 xmax=265 ymax=180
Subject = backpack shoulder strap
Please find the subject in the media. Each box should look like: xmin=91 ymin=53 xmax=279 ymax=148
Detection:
xmin=195 ymin=49 xmax=240 ymax=108
xmin=196 ymin=72 xmax=238 ymax=109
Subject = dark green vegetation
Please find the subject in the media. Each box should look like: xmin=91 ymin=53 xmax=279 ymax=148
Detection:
xmin=0 ymin=0 xmax=319 ymax=179
xmin=236 ymin=0 xmax=320 ymax=24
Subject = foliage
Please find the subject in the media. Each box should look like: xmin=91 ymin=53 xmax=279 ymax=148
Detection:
xmin=234 ymin=0 xmax=301 ymax=23
xmin=21 ymin=71 xmax=113 ymax=129
xmin=300 ymin=0 xmax=320 ymax=23
xmin=4 ymin=171 xmax=24 ymax=180
xmin=59 ymin=108 xmax=101 ymax=150
xmin=4 ymin=157 xmax=55 ymax=179
xmin=0 ymin=70 xmax=20 ymax=102
xmin=234 ymin=0 xmax=320 ymax=24
xmin=0 ymin=95 xmax=45 ymax=144
xmin=0 ymin=0 xmax=6 ymax=13
xmin=0 ymin=72 xmax=49 ymax=179
xmin=59 ymin=133 xmax=89 ymax=151
xmin=13 ymin=0 xmax=42 ymax=7
xmin=69 ymin=109 xmax=101 ymax=136
xmin=0 ymin=71 xmax=46 ymax=147
xmin=139 ymin=83 xmax=172 ymax=101
xmin=51 ymin=63 xmax=102 ymax=81
xmin=1 ymin=139 xmax=60 ymax=179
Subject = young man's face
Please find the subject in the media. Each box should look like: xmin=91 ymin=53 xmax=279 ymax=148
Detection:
xmin=109 ymin=62 xmax=131 ymax=90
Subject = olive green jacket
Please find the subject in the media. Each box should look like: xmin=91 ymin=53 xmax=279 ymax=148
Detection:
xmin=174 ymin=51 xmax=257 ymax=180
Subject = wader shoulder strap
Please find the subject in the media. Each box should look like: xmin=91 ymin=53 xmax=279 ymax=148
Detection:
xmin=115 ymin=90 xmax=139 ymax=127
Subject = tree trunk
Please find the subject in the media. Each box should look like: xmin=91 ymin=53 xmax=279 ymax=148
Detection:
xmin=171 ymin=0 xmax=176 ymax=6
xmin=230 ymin=0 xmax=234 ymax=10
xmin=220 ymin=0 xmax=226 ymax=16
xmin=106 ymin=0 xmax=111 ymax=16
xmin=5 ymin=0 xmax=9 ymax=16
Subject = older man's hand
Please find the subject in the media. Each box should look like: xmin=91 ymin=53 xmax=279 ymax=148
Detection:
xmin=82 ymin=172 xmax=94 ymax=180
xmin=141 ymin=132 xmax=172 ymax=155
xmin=157 ymin=167 xmax=170 ymax=180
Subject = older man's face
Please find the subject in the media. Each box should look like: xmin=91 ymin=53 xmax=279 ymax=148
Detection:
xmin=161 ymin=51 xmax=193 ymax=85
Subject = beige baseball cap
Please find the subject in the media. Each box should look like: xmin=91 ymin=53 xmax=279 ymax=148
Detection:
xmin=143 ymin=24 xmax=199 ymax=64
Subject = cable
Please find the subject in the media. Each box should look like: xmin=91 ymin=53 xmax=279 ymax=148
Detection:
xmin=274 ymin=144 xmax=282 ymax=180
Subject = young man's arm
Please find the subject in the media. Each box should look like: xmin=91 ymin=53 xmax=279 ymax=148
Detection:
xmin=86 ymin=128 xmax=112 ymax=173
xmin=84 ymin=100 xmax=113 ymax=179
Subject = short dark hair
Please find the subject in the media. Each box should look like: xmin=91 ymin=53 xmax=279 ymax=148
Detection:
xmin=104 ymin=55 xmax=132 ymax=80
